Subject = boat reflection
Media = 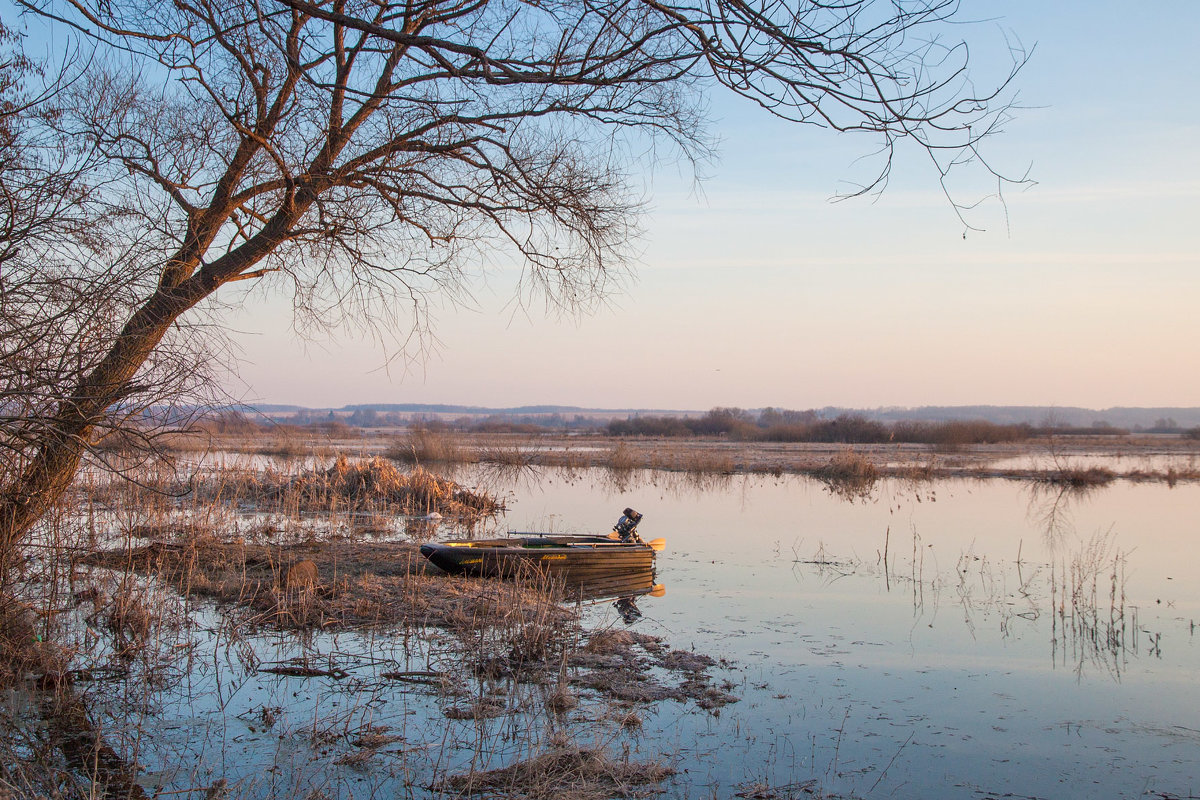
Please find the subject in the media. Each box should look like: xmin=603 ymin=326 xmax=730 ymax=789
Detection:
xmin=557 ymin=568 xmax=665 ymax=624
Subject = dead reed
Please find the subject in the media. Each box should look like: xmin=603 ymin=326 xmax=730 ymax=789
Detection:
xmin=441 ymin=742 xmax=675 ymax=800
xmin=386 ymin=428 xmax=471 ymax=465
xmin=1045 ymin=466 xmax=1117 ymax=487
xmin=815 ymin=448 xmax=880 ymax=500
xmin=190 ymin=455 xmax=502 ymax=520
xmin=6 ymin=450 xmax=747 ymax=800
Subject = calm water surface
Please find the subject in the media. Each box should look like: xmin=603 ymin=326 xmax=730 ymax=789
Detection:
xmin=76 ymin=463 xmax=1200 ymax=799
xmin=489 ymin=468 xmax=1200 ymax=799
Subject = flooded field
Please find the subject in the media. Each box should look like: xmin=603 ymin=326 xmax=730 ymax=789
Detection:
xmin=491 ymin=467 xmax=1200 ymax=798
xmin=9 ymin=455 xmax=1200 ymax=799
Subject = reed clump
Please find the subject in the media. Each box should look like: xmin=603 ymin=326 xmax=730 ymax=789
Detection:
xmin=195 ymin=456 xmax=501 ymax=519
xmin=607 ymin=443 xmax=637 ymax=473
xmin=291 ymin=456 xmax=498 ymax=516
xmin=815 ymin=448 xmax=880 ymax=500
xmin=1046 ymin=466 xmax=1117 ymax=487
xmin=84 ymin=539 xmax=571 ymax=634
xmin=441 ymin=744 xmax=675 ymax=800
xmin=477 ymin=443 xmax=539 ymax=468
xmin=387 ymin=428 xmax=470 ymax=465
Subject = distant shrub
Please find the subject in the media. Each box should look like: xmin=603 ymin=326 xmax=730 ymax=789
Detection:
xmin=1046 ymin=466 xmax=1117 ymax=487
xmin=892 ymin=420 xmax=1032 ymax=446
xmin=470 ymin=420 xmax=552 ymax=434
xmin=196 ymin=411 xmax=263 ymax=435
xmin=1030 ymin=426 xmax=1129 ymax=437
xmin=605 ymin=410 xmax=1034 ymax=446
xmin=607 ymin=416 xmax=693 ymax=437
xmin=686 ymin=407 xmax=756 ymax=437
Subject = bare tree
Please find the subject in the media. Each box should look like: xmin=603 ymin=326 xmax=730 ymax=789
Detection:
xmin=0 ymin=0 xmax=1023 ymax=568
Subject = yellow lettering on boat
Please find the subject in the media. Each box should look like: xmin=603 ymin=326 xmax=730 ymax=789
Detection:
xmin=540 ymin=554 xmax=567 ymax=561
xmin=462 ymin=558 xmax=483 ymax=565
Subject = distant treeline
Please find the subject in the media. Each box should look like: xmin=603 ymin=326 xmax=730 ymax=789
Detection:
xmin=196 ymin=411 xmax=358 ymax=436
xmin=196 ymin=410 xmax=597 ymax=434
xmin=195 ymin=407 xmax=1200 ymax=444
xmin=606 ymin=408 xmax=1136 ymax=445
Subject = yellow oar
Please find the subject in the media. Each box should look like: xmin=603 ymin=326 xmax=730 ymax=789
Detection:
xmin=647 ymin=538 xmax=666 ymax=552
xmin=649 ymin=583 xmax=666 ymax=597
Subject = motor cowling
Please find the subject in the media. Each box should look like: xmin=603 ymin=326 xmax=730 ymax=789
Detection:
xmin=614 ymin=507 xmax=644 ymax=542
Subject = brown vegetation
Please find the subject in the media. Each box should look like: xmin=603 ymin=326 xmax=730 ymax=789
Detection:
xmin=442 ymin=743 xmax=675 ymax=800
xmin=607 ymin=409 xmax=1036 ymax=447
xmin=83 ymin=538 xmax=566 ymax=633
xmin=193 ymin=455 xmax=502 ymax=520
xmin=386 ymin=428 xmax=471 ymax=466
xmin=1044 ymin=466 xmax=1118 ymax=487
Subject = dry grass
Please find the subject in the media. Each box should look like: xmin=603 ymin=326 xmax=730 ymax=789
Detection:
xmin=441 ymin=743 xmax=675 ymax=800
xmin=607 ymin=442 xmax=637 ymax=473
xmin=1045 ymin=466 xmax=1117 ymax=487
xmin=83 ymin=539 xmax=570 ymax=634
xmin=648 ymin=446 xmax=736 ymax=474
xmin=192 ymin=455 xmax=501 ymax=519
xmin=477 ymin=443 xmax=540 ymax=468
xmin=816 ymin=449 xmax=879 ymax=500
xmin=386 ymin=428 xmax=470 ymax=465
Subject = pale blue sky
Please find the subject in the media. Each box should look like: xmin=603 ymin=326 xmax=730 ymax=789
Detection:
xmin=24 ymin=1 xmax=1200 ymax=410
xmin=231 ymin=2 xmax=1200 ymax=409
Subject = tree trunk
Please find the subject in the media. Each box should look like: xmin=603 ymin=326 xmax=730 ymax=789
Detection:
xmin=0 ymin=284 xmax=199 ymax=577
xmin=0 ymin=296 xmax=176 ymax=575
xmin=0 ymin=202 xmax=308 ymax=578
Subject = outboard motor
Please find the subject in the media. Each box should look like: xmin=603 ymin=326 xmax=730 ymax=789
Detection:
xmin=613 ymin=507 xmax=643 ymax=542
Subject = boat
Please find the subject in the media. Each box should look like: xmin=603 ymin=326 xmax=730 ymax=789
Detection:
xmin=419 ymin=534 xmax=664 ymax=585
xmin=419 ymin=508 xmax=664 ymax=601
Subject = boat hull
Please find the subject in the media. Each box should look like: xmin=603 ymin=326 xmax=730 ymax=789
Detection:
xmin=419 ymin=536 xmax=657 ymax=596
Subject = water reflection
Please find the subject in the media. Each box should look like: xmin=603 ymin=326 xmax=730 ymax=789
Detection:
xmin=460 ymin=467 xmax=1200 ymax=796
xmin=559 ymin=567 xmax=662 ymax=604
xmin=613 ymin=596 xmax=643 ymax=624
xmin=1023 ymin=482 xmax=1103 ymax=547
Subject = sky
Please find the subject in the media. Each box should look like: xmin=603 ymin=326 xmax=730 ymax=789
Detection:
xmin=79 ymin=2 xmax=1200 ymax=410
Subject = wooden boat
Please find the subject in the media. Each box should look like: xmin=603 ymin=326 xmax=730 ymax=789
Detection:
xmin=419 ymin=534 xmax=664 ymax=587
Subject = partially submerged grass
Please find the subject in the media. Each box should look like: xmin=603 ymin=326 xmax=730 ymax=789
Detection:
xmin=193 ymin=455 xmax=502 ymax=520
xmin=82 ymin=539 xmax=567 ymax=633
xmin=386 ymin=427 xmax=471 ymax=465
xmin=1045 ymin=466 xmax=1117 ymax=487
xmin=816 ymin=449 xmax=879 ymax=500
xmin=441 ymin=742 xmax=675 ymax=800
xmin=572 ymin=628 xmax=738 ymax=710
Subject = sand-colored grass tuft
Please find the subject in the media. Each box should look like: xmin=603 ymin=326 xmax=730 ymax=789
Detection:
xmin=387 ymin=428 xmax=470 ymax=465
xmin=442 ymin=744 xmax=674 ymax=800
xmin=199 ymin=456 xmax=501 ymax=519
xmin=816 ymin=448 xmax=879 ymax=500
xmin=291 ymin=456 xmax=497 ymax=515
xmin=1046 ymin=466 xmax=1117 ymax=487
xmin=607 ymin=443 xmax=637 ymax=473
xmin=84 ymin=539 xmax=569 ymax=634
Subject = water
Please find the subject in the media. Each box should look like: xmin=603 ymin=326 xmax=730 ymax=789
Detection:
xmin=490 ymin=469 xmax=1200 ymax=798
xmin=49 ymin=463 xmax=1200 ymax=799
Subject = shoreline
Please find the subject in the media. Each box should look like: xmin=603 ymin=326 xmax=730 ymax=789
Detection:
xmin=161 ymin=430 xmax=1200 ymax=486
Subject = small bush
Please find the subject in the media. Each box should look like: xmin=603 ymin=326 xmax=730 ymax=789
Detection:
xmin=387 ymin=428 xmax=469 ymax=465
